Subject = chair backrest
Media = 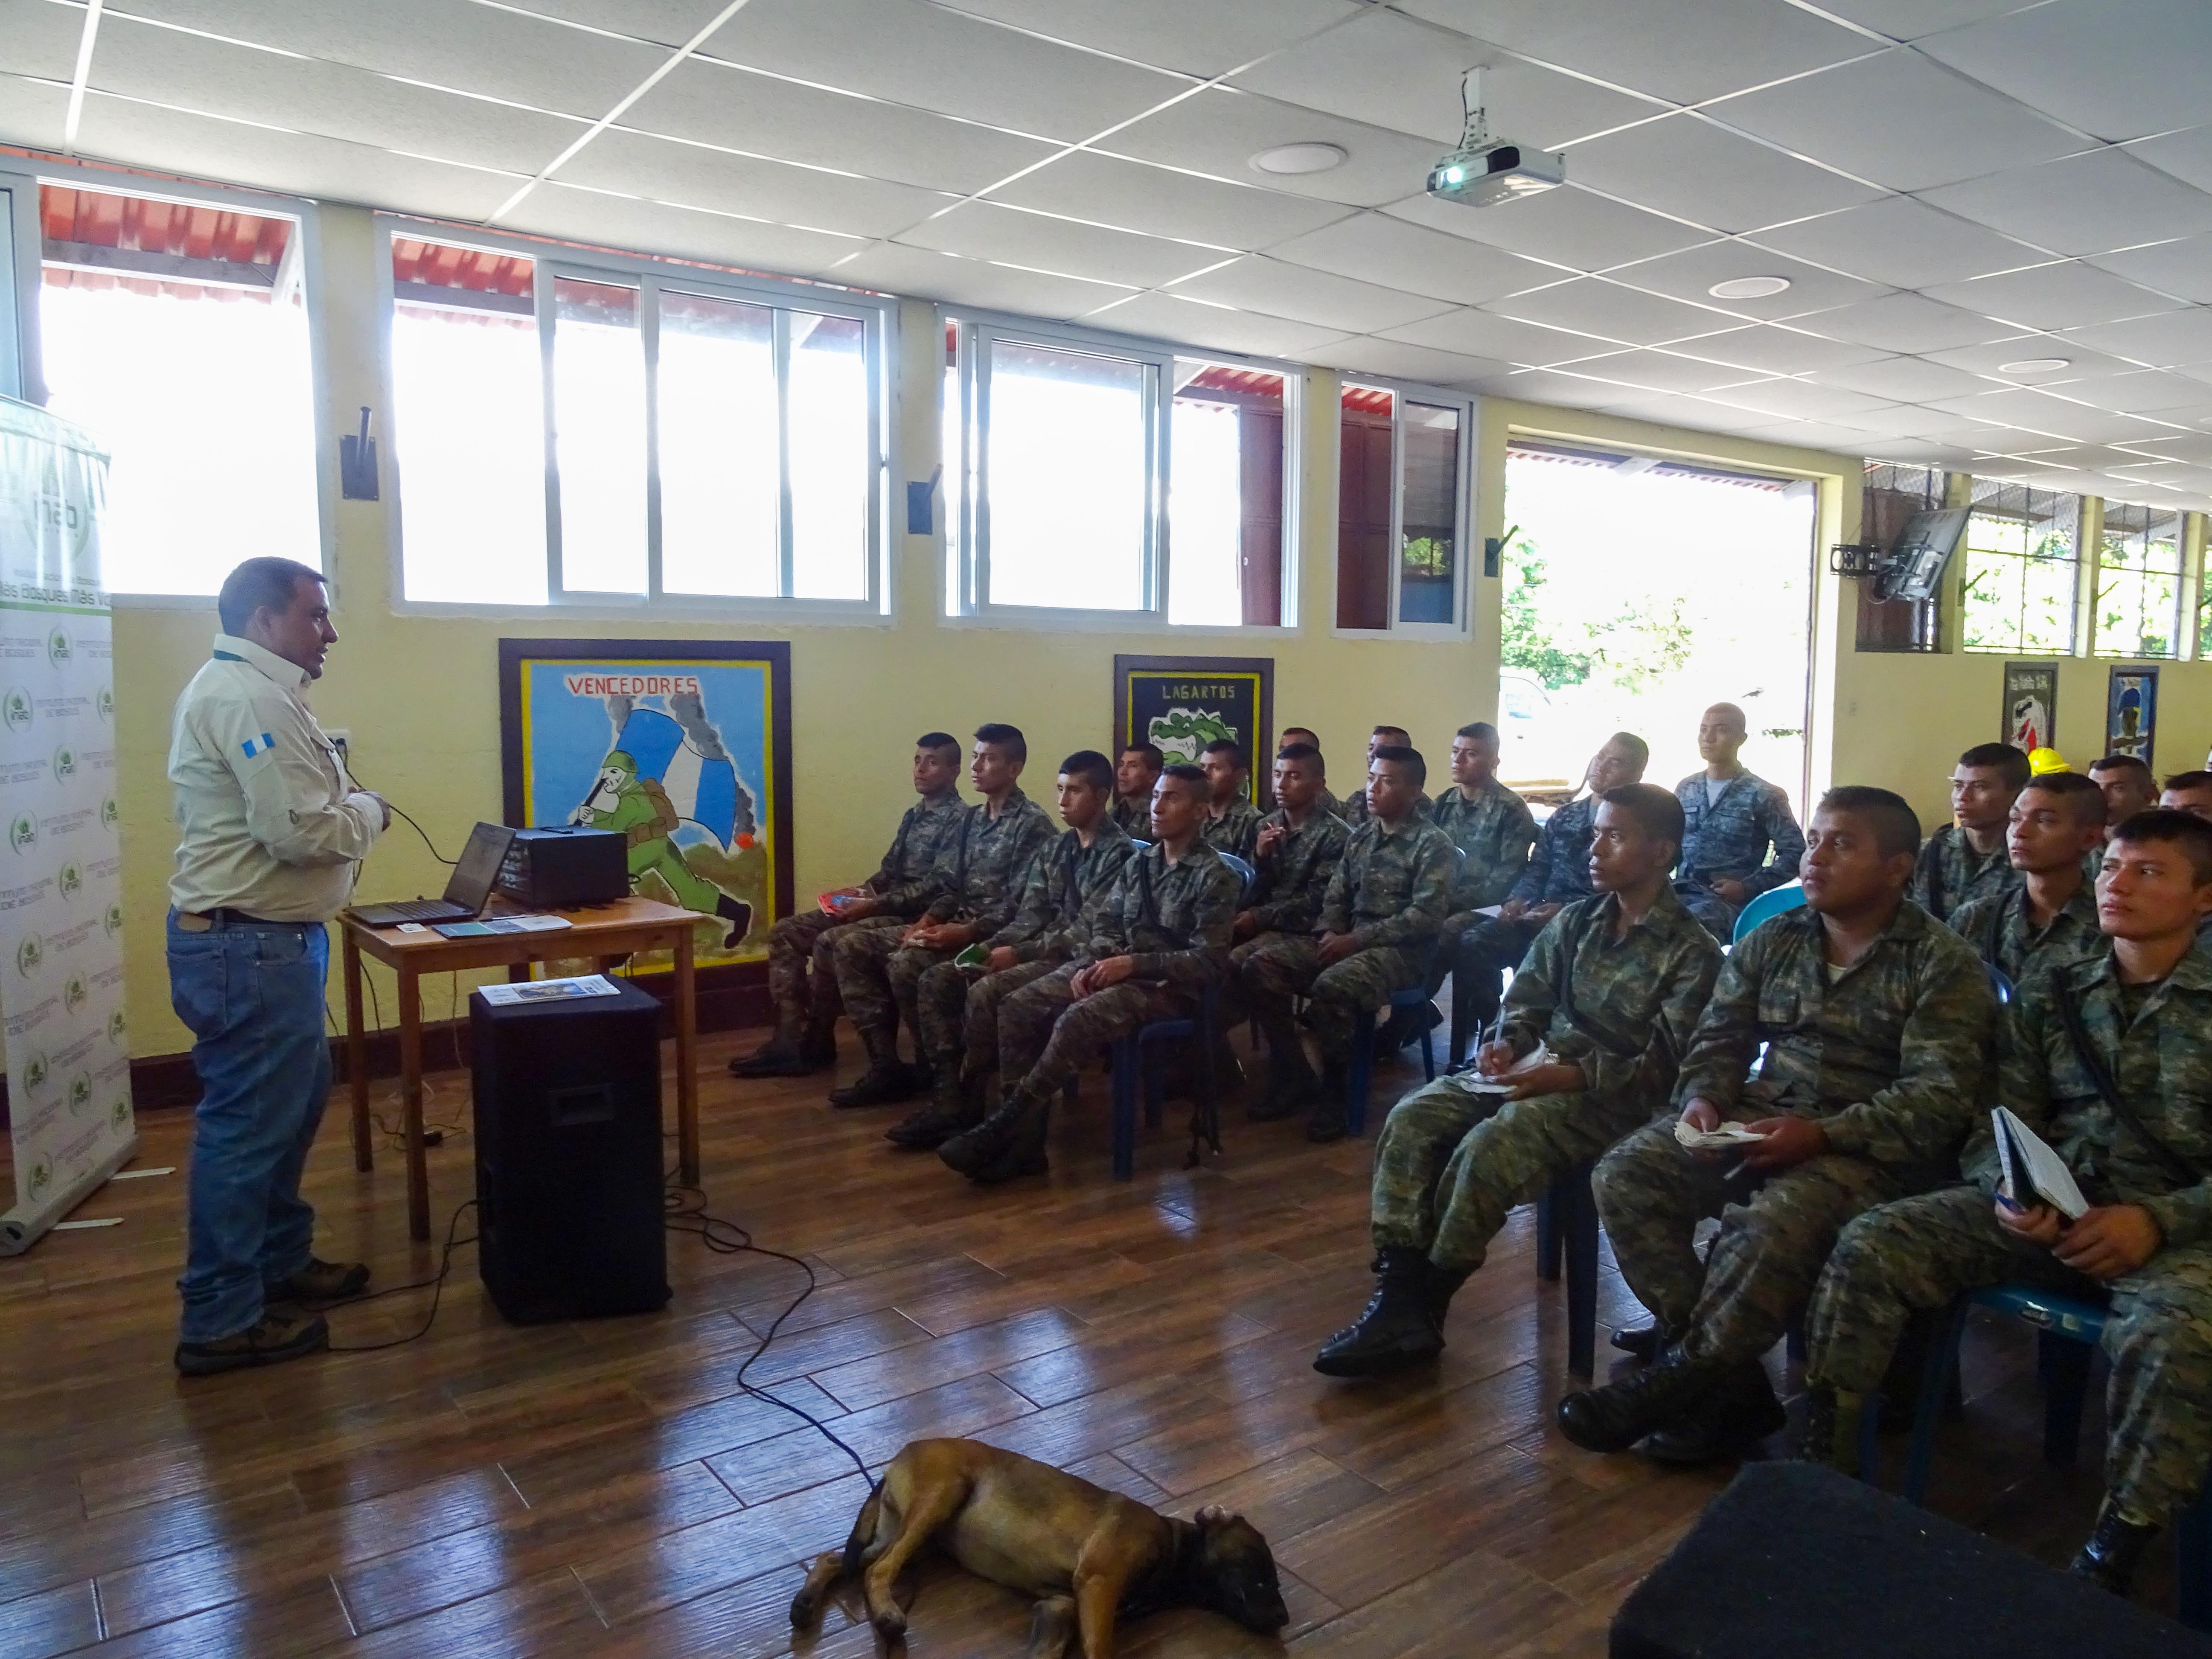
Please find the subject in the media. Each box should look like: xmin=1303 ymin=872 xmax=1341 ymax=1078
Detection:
xmin=1217 ymin=851 xmax=1255 ymax=905
xmin=1987 ymin=963 xmax=2013 ymax=1005
xmin=1731 ymin=881 xmax=1807 ymax=946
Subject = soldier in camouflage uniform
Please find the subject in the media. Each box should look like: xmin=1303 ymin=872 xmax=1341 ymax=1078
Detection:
xmin=1109 ymin=742 xmax=1163 ymax=839
xmin=2160 ymin=770 xmax=2212 ymax=822
xmin=1314 ymin=784 xmax=1722 ymax=1378
xmin=1231 ymin=742 xmax=1348 ymax=963
xmin=1278 ymin=728 xmax=1345 ymax=820
xmin=938 ymin=764 xmax=1241 ymax=1185
xmin=1909 ymin=742 xmax=2027 ymax=923
xmin=1671 ymin=702 xmax=1806 ymax=941
xmin=1339 ymin=725 xmax=1436 ymax=827
xmin=731 ymin=734 xmax=966 ymax=1078
xmin=1199 ymin=739 xmax=1263 ymax=862
xmin=2091 ymin=754 xmax=2158 ymax=840
xmin=1947 ymin=771 xmax=2106 ymax=986
xmin=1802 ymin=807 xmax=2212 ymax=1598
xmin=829 ymin=725 xmax=1054 ymax=1107
xmin=887 ymin=751 xmax=1135 ymax=1150
xmin=1243 ymin=747 xmax=1458 ymax=1144
xmin=1557 ymin=786 xmax=1995 ymax=1467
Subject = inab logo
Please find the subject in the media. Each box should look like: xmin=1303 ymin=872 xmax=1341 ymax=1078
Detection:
xmin=52 ymin=745 xmax=76 ymax=784
xmin=111 ymin=1099 xmax=130 ymax=1131
xmin=96 ymin=686 xmax=114 ymax=722
xmin=108 ymin=1008 xmax=127 ymax=1044
xmin=99 ymin=797 xmax=119 ymax=831
xmin=66 ymin=1074 xmax=90 ymax=1116
xmin=103 ymin=902 xmax=123 ymax=937
xmin=15 ymin=934 xmax=41 ymax=978
xmin=57 ymin=862 xmax=82 ymax=902
xmin=63 ymin=975 xmax=87 ymax=1014
xmin=1 ymin=687 xmax=29 ymax=734
xmin=46 ymin=628 xmax=70 ymax=666
xmin=7 ymin=813 xmax=34 ymax=854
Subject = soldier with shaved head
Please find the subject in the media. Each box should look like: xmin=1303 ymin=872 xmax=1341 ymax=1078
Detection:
xmin=1671 ymin=701 xmax=1805 ymax=942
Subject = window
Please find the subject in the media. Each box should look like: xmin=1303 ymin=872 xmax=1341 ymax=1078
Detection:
xmin=31 ymin=182 xmax=321 ymax=598
xmin=1857 ymin=461 xmax=1945 ymax=652
xmin=945 ymin=317 xmax=1293 ymax=626
xmin=1336 ymin=381 xmax=1473 ymax=635
xmin=1961 ymin=481 xmax=2080 ymax=655
xmin=2094 ymin=500 xmax=2183 ymax=659
xmin=387 ymin=223 xmax=888 ymax=612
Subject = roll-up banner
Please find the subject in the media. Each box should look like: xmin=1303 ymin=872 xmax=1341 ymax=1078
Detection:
xmin=0 ymin=393 xmax=134 ymax=1255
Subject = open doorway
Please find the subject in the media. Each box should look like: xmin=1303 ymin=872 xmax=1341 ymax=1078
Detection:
xmin=1498 ymin=442 xmax=1818 ymax=812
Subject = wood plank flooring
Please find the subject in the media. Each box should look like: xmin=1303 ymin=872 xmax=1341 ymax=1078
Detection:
xmin=0 ymin=1026 xmax=2176 ymax=1656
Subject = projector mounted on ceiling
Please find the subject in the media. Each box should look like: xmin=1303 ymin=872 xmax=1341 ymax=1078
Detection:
xmin=1427 ymin=68 xmax=1564 ymax=208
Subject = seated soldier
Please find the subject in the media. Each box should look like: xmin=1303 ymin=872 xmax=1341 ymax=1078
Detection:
xmin=1556 ymin=786 xmax=1994 ymax=1466
xmin=1910 ymin=741 xmax=2028 ymax=923
xmin=1243 ymin=746 xmax=1457 ymax=1143
xmin=1339 ymin=726 xmax=1422 ymax=825
xmin=1313 ymin=783 xmax=1722 ymax=1377
xmin=1199 ymin=739 xmax=1262 ymax=861
xmin=829 ymin=724 xmax=1053 ymax=1108
xmin=1231 ymin=742 xmax=1347 ymax=961
xmin=1671 ymin=701 xmax=1806 ymax=941
xmin=887 ymin=750 xmax=1135 ymax=1151
xmin=937 ymin=764 xmax=1241 ymax=1184
xmin=1109 ymin=743 xmax=1164 ymax=838
xmin=1947 ymin=770 xmax=2104 ymax=985
xmin=2092 ymin=754 xmax=2159 ymax=841
xmin=1279 ymin=727 xmax=1341 ymax=818
xmin=731 ymin=733 xmax=965 ymax=1078
xmin=1801 ymin=807 xmax=2212 ymax=1598
xmin=2161 ymin=768 xmax=2212 ymax=821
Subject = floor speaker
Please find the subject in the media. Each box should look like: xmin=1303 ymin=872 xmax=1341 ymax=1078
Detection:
xmin=469 ymin=979 xmax=670 ymax=1323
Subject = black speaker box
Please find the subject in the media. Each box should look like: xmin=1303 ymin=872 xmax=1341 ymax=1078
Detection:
xmin=469 ymin=978 xmax=670 ymax=1324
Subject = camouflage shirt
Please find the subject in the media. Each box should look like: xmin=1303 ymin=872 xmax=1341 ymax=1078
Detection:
xmin=1107 ymin=793 xmax=1154 ymax=840
xmin=1429 ymin=780 xmax=1538 ymax=911
xmin=865 ymin=789 xmax=968 ymax=917
xmin=1508 ymin=795 xmax=1599 ymax=909
xmin=991 ymin=818 xmax=1136 ymax=966
xmin=1499 ymin=885 xmax=1724 ymax=1109
xmin=1321 ymin=815 xmax=1458 ymax=949
xmin=1673 ymin=769 xmax=1805 ymax=896
xmin=922 ymin=789 xmax=1057 ymax=937
xmin=1243 ymin=806 xmax=1348 ymax=934
xmin=1973 ymin=939 xmax=2212 ymax=1249
xmin=1341 ymin=789 xmax=1430 ymax=827
xmin=1673 ymin=899 xmax=1996 ymax=1167
xmin=1909 ymin=824 xmax=2018 ymax=924
xmin=1201 ymin=798 xmax=1263 ymax=863
xmin=1946 ymin=880 xmax=2102 ymax=989
xmin=1085 ymin=840 xmax=1242 ymax=989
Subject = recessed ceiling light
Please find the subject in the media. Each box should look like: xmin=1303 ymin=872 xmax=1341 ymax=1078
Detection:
xmin=1251 ymin=142 xmax=1347 ymax=175
xmin=1707 ymin=276 xmax=1791 ymax=299
xmin=1998 ymin=357 xmax=2070 ymax=375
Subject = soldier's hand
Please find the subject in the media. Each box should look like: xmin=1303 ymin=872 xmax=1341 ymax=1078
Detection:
xmin=1994 ymin=1196 xmax=2065 ymax=1247
xmin=1499 ymin=899 xmax=1529 ymax=921
xmin=2053 ymin=1204 xmax=2163 ymax=1281
xmin=1709 ymin=877 xmax=1749 ymax=906
xmin=1507 ymin=1061 xmax=1586 ymax=1101
xmin=1316 ymin=931 xmax=1359 ymax=966
xmin=1741 ymin=1115 xmax=1828 ymax=1171
xmin=987 ymin=946 xmax=1019 ymax=972
xmin=1476 ymin=1040 xmax=1517 ymax=1077
xmin=841 ymin=897 xmax=880 ymax=920
xmin=1679 ymin=1097 xmax=1728 ymax=1158
xmin=1232 ymin=910 xmax=1259 ymax=940
xmin=1255 ymin=823 xmax=1286 ymax=859
xmin=1072 ymin=956 xmax=1135 ymax=998
xmin=936 ymin=923 xmax=978 ymax=949
xmin=1526 ymin=902 xmax=1563 ymax=926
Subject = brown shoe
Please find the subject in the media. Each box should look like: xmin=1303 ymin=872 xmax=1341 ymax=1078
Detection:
xmin=175 ymin=1307 xmax=330 ymax=1377
xmin=271 ymin=1257 xmax=370 ymax=1304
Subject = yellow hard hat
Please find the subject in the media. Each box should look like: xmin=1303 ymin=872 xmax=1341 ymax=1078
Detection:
xmin=2027 ymin=747 xmax=2069 ymax=775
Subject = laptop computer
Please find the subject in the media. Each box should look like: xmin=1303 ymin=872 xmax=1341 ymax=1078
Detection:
xmin=349 ymin=822 xmax=517 ymax=927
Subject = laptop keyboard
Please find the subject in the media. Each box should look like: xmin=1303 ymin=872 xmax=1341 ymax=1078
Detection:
xmin=370 ymin=898 xmax=464 ymax=922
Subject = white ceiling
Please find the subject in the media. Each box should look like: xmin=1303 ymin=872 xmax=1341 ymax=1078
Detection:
xmin=8 ymin=0 xmax=2212 ymax=509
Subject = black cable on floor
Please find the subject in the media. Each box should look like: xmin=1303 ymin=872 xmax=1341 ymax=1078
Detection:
xmin=327 ymin=1199 xmax=477 ymax=1352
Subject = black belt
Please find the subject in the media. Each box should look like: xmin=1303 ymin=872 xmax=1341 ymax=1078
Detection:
xmin=178 ymin=907 xmax=301 ymax=930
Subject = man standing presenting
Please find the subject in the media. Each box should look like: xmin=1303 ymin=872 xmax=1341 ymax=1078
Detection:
xmin=168 ymin=558 xmax=387 ymax=1376
xmin=1671 ymin=702 xmax=1805 ymax=941
xmin=1910 ymin=742 xmax=2028 ymax=923
xmin=1109 ymin=743 xmax=1164 ymax=838
xmin=1946 ymin=771 xmax=2105 ymax=984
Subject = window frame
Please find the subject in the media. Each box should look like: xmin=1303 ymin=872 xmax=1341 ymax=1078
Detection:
xmin=1958 ymin=483 xmax=2083 ymax=658
xmin=1332 ymin=375 xmax=1479 ymax=643
xmin=942 ymin=307 xmax=1303 ymax=634
xmin=377 ymin=213 xmax=896 ymax=623
xmin=2091 ymin=498 xmax=2184 ymax=661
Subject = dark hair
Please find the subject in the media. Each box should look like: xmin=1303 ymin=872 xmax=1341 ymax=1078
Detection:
xmin=1158 ymin=761 xmax=1208 ymax=795
xmin=1280 ymin=726 xmax=1320 ymax=746
xmin=916 ymin=731 xmax=960 ymax=755
xmin=217 ymin=557 xmax=323 ymax=635
xmin=2023 ymin=770 xmax=2106 ymax=827
xmin=1120 ymin=742 xmax=1164 ymax=772
xmin=2164 ymin=769 xmax=2212 ymax=795
xmin=1058 ymin=750 xmax=1113 ymax=793
xmin=2092 ymin=753 xmax=2155 ymax=781
xmin=1598 ymin=782 xmax=1685 ymax=853
xmin=1817 ymin=785 xmax=1923 ymax=860
xmin=1202 ymin=739 xmax=1244 ymax=766
xmin=1605 ymin=731 xmax=1650 ymax=770
xmin=1456 ymin=722 xmax=1499 ymax=743
xmin=1371 ymin=743 xmax=1426 ymax=789
xmin=1275 ymin=742 xmax=1321 ymax=766
xmin=1371 ymin=725 xmax=1409 ymax=742
xmin=2111 ymin=807 xmax=2212 ymax=885
xmin=974 ymin=722 xmax=1026 ymax=762
xmin=1959 ymin=742 xmax=2032 ymax=789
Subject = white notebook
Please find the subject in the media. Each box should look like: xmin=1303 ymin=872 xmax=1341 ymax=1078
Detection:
xmin=1992 ymin=1106 xmax=2090 ymax=1220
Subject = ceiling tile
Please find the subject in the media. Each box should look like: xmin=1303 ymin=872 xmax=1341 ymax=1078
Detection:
xmin=622 ymin=59 xmax=1059 ymax=196
xmin=0 ymin=71 xmax=66 ymax=151
xmin=1796 ymin=292 xmax=2015 ymax=353
xmin=516 ymin=3 xmax=739 ymax=43
xmin=831 ymin=240 xmax=1131 ymax=318
xmin=1473 ymin=366 xmax=1692 ymax=410
xmin=2131 ymin=125 xmax=2212 ymax=195
xmin=1382 ymin=185 xmax=1713 ymax=271
xmin=1097 ymin=87 xmax=1449 ymax=209
xmin=899 ymin=201 xmax=1226 ymax=288
xmin=1228 ymin=6 xmax=1662 ymax=150
xmin=1860 ymin=439 xmax=1983 ymax=467
xmin=1745 ymin=195 xmax=2049 ymax=288
xmin=1658 ymin=325 xmax=1896 ymax=375
xmin=508 ymin=184 xmax=864 ymax=278
xmin=2061 ymin=308 xmax=2212 ymax=370
xmin=1397 ymin=0 xmax=1873 ymax=108
xmin=2086 ymin=236 xmax=2212 ymax=306
xmin=0 ymin=0 xmax=87 ymax=81
xmin=1918 ymin=338 xmax=2132 ymax=379
xmin=2107 ymin=434 xmax=2212 ymax=466
xmin=1080 ymin=291 xmax=1351 ymax=358
xmin=1530 ymin=348 xmax=1773 ymax=395
xmin=1702 ymin=379 xmax=1896 ymax=422
xmin=1587 ymin=393 xmax=1780 ymax=434
xmin=1918 ymin=0 xmax=2212 ymax=145
xmin=1728 ymin=421 xmax=1876 ymax=456
xmin=697 ymin=0 xmax=1185 ymax=143
xmin=1378 ymin=307 xmax=1619 ymax=364
xmin=1820 ymin=403 xmax=1968 ymax=439
xmin=554 ymin=128 xmax=957 ymax=240
xmin=1919 ymin=387 xmax=2182 ymax=445
xmin=990 ymin=151 xmax=1354 ymax=251
xmin=1484 ymin=277 xmax=1738 ymax=346
xmin=1806 ymin=356 xmax=1995 ymax=402
xmin=1706 ymin=48 xmax=2083 ymax=195
xmin=1812 ymin=1 xmax=2029 ymax=38
xmin=1603 ymin=241 xmax=1889 ymax=320
xmin=1267 ymin=212 xmax=1563 ymax=306
xmin=1920 ymin=149 xmax=2212 ymax=259
xmin=936 ymin=0 xmax=1362 ymax=79
xmin=1565 ymin=113 xmax=1883 ymax=235
xmin=1166 ymin=256 xmax=1452 ymax=333
xmin=1302 ymin=336 xmax=1514 ymax=388
xmin=1922 ymin=262 xmax=2187 ymax=332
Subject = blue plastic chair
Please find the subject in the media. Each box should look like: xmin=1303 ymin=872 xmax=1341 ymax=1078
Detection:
xmin=1730 ymin=880 xmax=1806 ymax=946
xmin=1344 ymin=978 xmax=1439 ymax=1136
xmin=1988 ymin=964 xmax=2014 ymax=1004
xmin=1902 ymin=1284 xmax=2212 ymax=1630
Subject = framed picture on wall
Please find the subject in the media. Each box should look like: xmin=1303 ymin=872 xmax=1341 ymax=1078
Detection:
xmin=2001 ymin=662 xmax=2058 ymax=754
xmin=1113 ymin=655 xmax=1274 ymax=806
xmin=498 ymin=639 xmax=794 ymax=974
xmin=2105 ymin=664 xmax=2158 ymax=770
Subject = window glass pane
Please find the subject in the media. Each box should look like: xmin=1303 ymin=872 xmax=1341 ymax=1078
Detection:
xmin=1400 ymin=401 xmax=1460 ymax=625
xmin=1962 ymin=483 xmax=2077 ymax=654
xmin=1170 ymin=361 xmax=1283 ymax=628
xmin=1336 ymin=384 xmax=1393 ymax=629
xmin=788 ymin=311 xmax=868 ymax=601
xmin=986 ymin=338 xmax=1147 ymax=610
xmin=2094 ymin=502 xmax=2183 ymax=659
xmin=658 ymin=290 xmax=777 ymax=598
xmin=553 ymin=276 xmax=646 ymax=595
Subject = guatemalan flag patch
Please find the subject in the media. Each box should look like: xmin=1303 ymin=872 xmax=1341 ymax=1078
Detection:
xmin=241 ymin=732 xmax=275 ymax=758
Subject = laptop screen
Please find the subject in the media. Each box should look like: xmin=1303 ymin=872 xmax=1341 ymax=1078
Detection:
xmin=445 ymin=822 xmax=517 ymax=908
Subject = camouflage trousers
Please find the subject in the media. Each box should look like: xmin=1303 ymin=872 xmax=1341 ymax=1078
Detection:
xmin=763 ymin=910 xmax=897 ymax=1030
xmin=1426 ymin=911 xmax=1504 ymax=1025
xmin=1594 ymin=1117 xmax=1916 ymax=1368
xmin=912 ymin=957 xmax=1059 ymax=1077
xmin=1374 ymin=1080 xmax=1652 ymax=1274
xmin=998 ymin=962 xmax=1194 ymax=1099
xmin=1807 ymin=1183 xmax=2212 ymax=1528
xmin=1241 ymin=936 xmax=1429 ymax=1063
xmin=829 ymin=925 xmax=933 ymax=1062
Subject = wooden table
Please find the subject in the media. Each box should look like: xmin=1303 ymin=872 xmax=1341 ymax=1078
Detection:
xmin=339 ymin=894 xmax=701 ymax=1240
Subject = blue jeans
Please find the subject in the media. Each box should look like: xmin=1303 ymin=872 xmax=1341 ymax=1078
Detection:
xmin=168 ymin=911 xmax=333 ymax=1342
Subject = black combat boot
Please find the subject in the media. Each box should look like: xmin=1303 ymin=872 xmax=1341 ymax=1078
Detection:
xmin=1247 ymin=1037 xmax=1321 ymax=1122
xmin=967 ymin=1093 xmax=1052 ymax=1185
xmin=939 ymin=1084 xmax=1040 ymax=1178
xmin=1642 ymin=1359 xmax=1788 ymax=1466
xmin=1312 ymin=1249 xmax=1443 ymax=1377
xmin=1555 ymin=1345 xmax=1728 ymax=1453
xmin=2070 ymin=1496 xmax=2160 ymax=1596
xmin=1789 ymin=1381 xmax=1868 ymax=1476
xmin=1305 ymin=1059 xmax=1350 ymax=1144
xmin=730 ymin=1019 xmax=802 ymax=1077
xmin=885 ymin=1069 xmax=983 ymax=1150
xmin=1611 ymin=1324 xmax=1662 ymax=1359
xmin=828 ymin=1032 xmax=918 ymax=1107
xmin=1424 ymin=1263 xmax=1470 ymax=1336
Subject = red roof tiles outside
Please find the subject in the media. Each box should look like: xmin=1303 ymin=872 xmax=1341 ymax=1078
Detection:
xmin=1339 ymin=384 xmax=1395 ymax=416
xmin=40 ymin=183 xmax=291 ymax=303
xmin=392 ymin=236 xmax=535 ymax=300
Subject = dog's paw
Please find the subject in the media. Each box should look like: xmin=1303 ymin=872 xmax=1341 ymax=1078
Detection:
xmin=788 ymin=1591 xmax=818 ymax=1630
xmin=871 ymin=1608 xmax=908 ymax=1642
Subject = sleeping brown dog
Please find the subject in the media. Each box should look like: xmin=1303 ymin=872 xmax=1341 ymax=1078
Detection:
xmin=789 ymin=1437 xmax=1289 ymax=1656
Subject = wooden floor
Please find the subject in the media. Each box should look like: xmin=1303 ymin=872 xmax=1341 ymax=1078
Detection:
xmin=0 ymin=1025 xmax=2175 ymax=1657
